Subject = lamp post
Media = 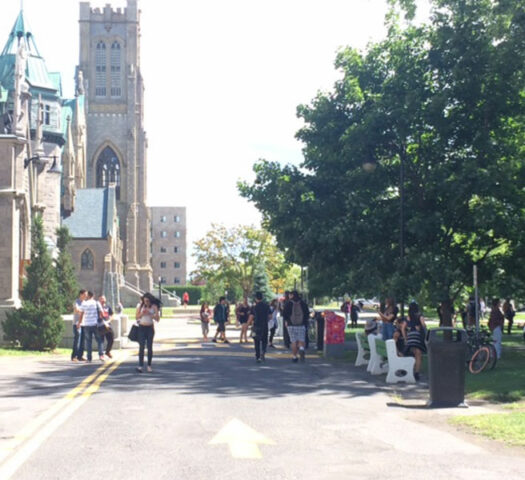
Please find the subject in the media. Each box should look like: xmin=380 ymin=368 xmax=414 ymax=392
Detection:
xmin=24 ymin=155 xmax=62 ymax=173
xmin=158 ymin=276 xmax=162 ymax=318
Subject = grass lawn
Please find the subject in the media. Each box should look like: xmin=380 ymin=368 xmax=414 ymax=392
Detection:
xmin=0 ymin=347 xmax=69 ymax=357
xmin=345 ymin=326 xmax=525 ymax=403
xmin=465 ymin=344 xmax=525 ymax=403
xmin=450 ymin=411 xmax=525 ymax=447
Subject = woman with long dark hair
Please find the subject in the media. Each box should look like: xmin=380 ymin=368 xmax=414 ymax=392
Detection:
xmin=136 ymin=293 xmax=160 ymax=373
xmin=401 ymin=301 xmax=427 ymax=381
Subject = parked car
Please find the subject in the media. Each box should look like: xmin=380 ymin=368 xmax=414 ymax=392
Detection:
xmin=355 ymin=298 xmax=380 ymax=310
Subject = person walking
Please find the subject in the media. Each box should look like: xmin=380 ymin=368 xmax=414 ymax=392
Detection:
xmin=237 ymin=298 xmax=251 ymax=343
xmin=212 ymin=297 xmax=229 ymax=343
xmin=98 ymin=295 xmax=115 ymax=359
xmin=268 ymin=299 xmax=279 ymax=348
xmin=350 ymin=300 xmax=360 ymax=328
xmin=502 ymin=298 xmax=516 ymax=335
xmin=489 ymin=298 xmax=504 ymax=360
xmin=280 ymin=291 xmax=291 ymax=349
xmin=71 ymin=289 xmax=87 ymax=362
xmin=79 ymin=291 xmax=105 ymax=362
xmin=250 ymin=292 xmax=271 ymax=363
xmin=283 ymin=291 xmax=309 ymax=362
xmin=341 ymin=298 xmax=352 ymax=328
xmin=182 ymin=291 xmax=190 ymax=308
xmin=136 ymin=293 xmax=160 ymax=372
xmin=200 ymin=302 xmax=211 ymax=341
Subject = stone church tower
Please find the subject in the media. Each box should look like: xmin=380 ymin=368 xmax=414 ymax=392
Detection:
xmin=78 ymin=0 xmax=152 ymax=293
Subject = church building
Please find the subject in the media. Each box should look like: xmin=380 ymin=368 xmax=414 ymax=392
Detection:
xmin=0 ymin=1 xmax=155 ymax=338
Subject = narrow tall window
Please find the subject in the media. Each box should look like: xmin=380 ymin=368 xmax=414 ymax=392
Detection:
xmin=44 ymin=105 xmax=50 ymax=125
xmin=96 ymin=146 xmax=121 ymax=199
xmin=110 ymin=41 xmax=121 ymax=97
xmin=95 ymin=42 xmax=107 ymax=97
xmin=81 ymin=249 xmax=94 ymax=270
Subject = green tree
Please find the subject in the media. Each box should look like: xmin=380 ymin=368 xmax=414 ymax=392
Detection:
xmin=3 ymin=216 xmax=64 ymax=350
xmin=240 ymin=0 xmax=525 ymax=323
xmin=252 ymin=261 xmax=274 ymax=302
xmin=55 ymin=226 xmax=78 ymax=314
xmin=193 ymin=224 xmax=288 ymax=301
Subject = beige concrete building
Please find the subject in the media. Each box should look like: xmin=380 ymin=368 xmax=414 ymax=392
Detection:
xmin=150 ymin=207 xmax=187 ymax=286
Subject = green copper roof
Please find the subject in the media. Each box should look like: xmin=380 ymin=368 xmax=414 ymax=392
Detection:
xmin=0 ymin=10 xmax=56 ymax=92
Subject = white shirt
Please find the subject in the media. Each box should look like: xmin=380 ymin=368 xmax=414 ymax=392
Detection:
xmin=80 ymin=299 xmax=99 ymax=327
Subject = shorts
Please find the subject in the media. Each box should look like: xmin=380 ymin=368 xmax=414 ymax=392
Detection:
xmin=287 ymin=325 xmax=306 ymax=343
xmin=239 ymin=317 xmax=249 ymax=325
xmin=216 ymin=321 xmax=226 ymax=333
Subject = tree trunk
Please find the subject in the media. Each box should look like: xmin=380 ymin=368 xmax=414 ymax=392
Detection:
xmin=440 ymin=299 xmax=454 ymax=328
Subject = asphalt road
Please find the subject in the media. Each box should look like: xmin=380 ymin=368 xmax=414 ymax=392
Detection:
xmin=1 ymin=318 xmax=525 ymax=480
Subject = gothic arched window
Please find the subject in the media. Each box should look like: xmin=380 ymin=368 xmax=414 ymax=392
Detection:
xmin=95 ymin=42 xmax=107 ymax=97
xmin=110 ymin=41 xmax=122 ymax=97
xmin=96 ymin=146 xmax=121 ymax=199
xmin=81 ymin=249 xmax=94 ymax=271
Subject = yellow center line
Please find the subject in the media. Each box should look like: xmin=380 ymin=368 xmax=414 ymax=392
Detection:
xmin=0 ymin=352 xmax=129 ymax=480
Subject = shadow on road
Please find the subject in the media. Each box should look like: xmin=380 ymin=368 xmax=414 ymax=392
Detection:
xmin=1 ymin=342 xmax=430 ymax=404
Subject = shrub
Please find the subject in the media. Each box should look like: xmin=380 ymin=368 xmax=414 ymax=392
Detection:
xmin=2 ymin=216 xmax=64 ymax=350
xmin=164 ymin=285 xmax=204 ymax=305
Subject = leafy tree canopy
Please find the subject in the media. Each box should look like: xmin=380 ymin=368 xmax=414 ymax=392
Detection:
xmin=239 ymin=0 xmax=525 ymax=319
xmin=192 ymin=224 xmax=292 ymax=301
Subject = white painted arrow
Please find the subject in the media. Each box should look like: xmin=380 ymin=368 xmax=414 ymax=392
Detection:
xmin=209 ymin=418 xmax=275 ymax=459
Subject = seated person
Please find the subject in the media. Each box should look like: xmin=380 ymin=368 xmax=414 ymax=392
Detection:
xmin=364 ymin=318 xmax=379 ymax=336
xmin=401 ymin=301 xmax=427 ymax=381
xmin=393 ymin=315 xmax=407 ymax=354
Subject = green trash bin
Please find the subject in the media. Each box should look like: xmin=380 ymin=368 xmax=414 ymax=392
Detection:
xmin=426 ymin=328 xmax=468 ymax=408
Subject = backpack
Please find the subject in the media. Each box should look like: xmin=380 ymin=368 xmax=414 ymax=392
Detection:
xmin=290 ymin=301 xmax=304 ymax=326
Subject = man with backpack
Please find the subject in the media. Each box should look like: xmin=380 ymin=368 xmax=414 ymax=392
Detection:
xmin=283 ymin=291 xmax=309 ymax=362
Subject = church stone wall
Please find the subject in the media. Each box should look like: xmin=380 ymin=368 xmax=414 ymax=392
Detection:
xmin=68 ymin=239 xmax=112 ymax=296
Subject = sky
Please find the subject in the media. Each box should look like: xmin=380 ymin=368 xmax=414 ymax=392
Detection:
xmin=1 ymin=0 xmax=429 ymax=274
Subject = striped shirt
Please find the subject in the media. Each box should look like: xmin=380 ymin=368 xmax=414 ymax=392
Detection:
xmin=80 ymin=299 xmax=99 ymax=327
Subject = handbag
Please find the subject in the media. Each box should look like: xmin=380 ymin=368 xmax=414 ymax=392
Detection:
xmin=128 ymin=324 xmax=139 ymax=342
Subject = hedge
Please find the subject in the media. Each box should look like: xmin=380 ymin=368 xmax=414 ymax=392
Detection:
xmin=164 ymin=285 xmax=204 ymax=305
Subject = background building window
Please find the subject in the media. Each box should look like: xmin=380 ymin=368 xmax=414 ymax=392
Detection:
xmin=110 ymin=41 xmax=122 ymax=97
xmin=160 ymin=247 xmax=167 ymax=253
xmin=174 ymin=215 xmax=180 ymax=223
xmin=160 ymin=231 xmax=167 ymax=238
xmin=160 ymin=216 xmax=167 ymax=223
xmin=81 ymin=249 xmax=94 ymax=270
xmin=174 ymin=262 xmax=180 ymax=269
xmin=174 ymin=277 xmax=181 ymax=284
xmin=174 ymin=231 xmax=181 ymax=238
xmin=96 ymin=146 xmax=121 ymax=199
xmin=160 ymin=276 xmax=167 ymax=284
xmin=95 ymin=41 xmax=107 ymax=97
xmin=173 ymin=246 xmax=179 ymax=253
xmin=44 ymin=105 xmax=51 ymax=125
xmin=160 ymin=262 xmax=166 ymax=269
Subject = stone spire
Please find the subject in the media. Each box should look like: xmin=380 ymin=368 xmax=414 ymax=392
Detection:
xmin=61 ymin=116 xmax=76 ymax=216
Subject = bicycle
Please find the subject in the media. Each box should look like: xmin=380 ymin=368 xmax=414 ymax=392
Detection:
xmin=466 ymin=327 xmax=497 ymax=374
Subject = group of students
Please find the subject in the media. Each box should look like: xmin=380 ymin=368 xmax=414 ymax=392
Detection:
xmin=199 ymin=290 xmax=310 ymax=363
xmin=363 ymin=298 xmax=427 ymax=381
xmin=71 ymin=289 xmax=115 ymax=363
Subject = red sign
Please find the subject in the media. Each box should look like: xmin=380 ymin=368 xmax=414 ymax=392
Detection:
xmin=324 ymin=311 xmax=345 ymax=344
